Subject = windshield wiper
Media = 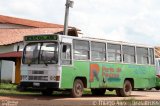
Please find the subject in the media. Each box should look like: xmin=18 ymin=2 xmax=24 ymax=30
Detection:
xmin=40 ymin=55 xmax=48 ymax=66
xmin=28 ymin=62 xmax=31 ymax=66
xmin=43 ymin=61 xmax=48 ymax=66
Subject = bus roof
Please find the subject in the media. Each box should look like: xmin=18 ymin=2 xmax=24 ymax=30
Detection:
xmin=23 ymin=34 xmax=154 ymax=48
xmin=60 ymin=35 xmax=154 ymax=48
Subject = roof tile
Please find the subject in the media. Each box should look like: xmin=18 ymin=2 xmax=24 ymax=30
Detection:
xmin=0 ymin=15 xmax=63 ymax=28
xmin=0 ymin=28 xmax=63 ymax=45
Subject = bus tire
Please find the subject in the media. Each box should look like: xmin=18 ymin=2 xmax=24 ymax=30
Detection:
xmin=116 ymin=89 xmax=121 ymax=96
xmin=41 ymin=89 xmax=53 ymax=96
xmin=71 ymin=79 xmax=84 ymax=98
xmin=91 ymin=88 xmax=106 ymax=96
xmin=116 ymin=80 xmax=132 ymax=97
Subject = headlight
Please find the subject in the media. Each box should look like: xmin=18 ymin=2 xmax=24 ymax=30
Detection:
xmin=50 ymin=76 xmax=60 ymax=81
xmin=55 ymin=76 xmax=60 ymax=81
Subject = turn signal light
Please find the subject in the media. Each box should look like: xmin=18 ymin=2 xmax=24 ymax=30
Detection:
xmin=56 ymin=76 xmax=60 ymax=81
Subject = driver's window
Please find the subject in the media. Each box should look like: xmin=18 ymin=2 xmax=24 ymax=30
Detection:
xmin=61 ymin=44 xmax=72 ymax=65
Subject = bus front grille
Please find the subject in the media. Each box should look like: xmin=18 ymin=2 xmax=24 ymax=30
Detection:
xmin=28 ymin=70 xmax=48 ymax=75
xmin=28 ymin=76 xmax=48 ymax=81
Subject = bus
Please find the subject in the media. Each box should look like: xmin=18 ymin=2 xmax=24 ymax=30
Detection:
xmin=20 ymin=34 xmax=160 ymax=97
xmin=155 ymin=58 xmax=160 ymax=90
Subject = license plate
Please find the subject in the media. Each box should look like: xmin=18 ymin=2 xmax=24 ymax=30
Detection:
xmin=33 ymin=82 xmax=40 ymax=86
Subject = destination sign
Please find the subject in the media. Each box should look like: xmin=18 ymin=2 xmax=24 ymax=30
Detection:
xmin=24 ymin=35 xmax=58 ymax=41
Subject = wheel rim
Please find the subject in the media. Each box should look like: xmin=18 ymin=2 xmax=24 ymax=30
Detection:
xmin=125 ymin=84 xmax=131 ymax=92
xmin=75 ymin=83 xmax=83 ymax=96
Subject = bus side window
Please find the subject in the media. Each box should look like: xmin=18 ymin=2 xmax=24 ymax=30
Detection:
xmin=136 ymin=47 xmax=149 ymax=64
xmin=91 ymin=42 xmax=106 ymax=61
xmin=107 ymin=43 xmax=121 ymax=62
xmin=61 ymin=44 xmax=72 ymax=65
xmin=73 ymin=40 xmax=90 ymax=60
xmin=62 ymin=45 xmax=67 ymax=52
xmin=149 ymin=48 xmax=154 ymax=65
xmin=122 ymin=45 xmax=136 ymax=63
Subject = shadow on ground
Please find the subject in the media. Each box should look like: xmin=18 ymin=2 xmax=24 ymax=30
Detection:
xmin=0 ymin=93 xmax=146 ymax=100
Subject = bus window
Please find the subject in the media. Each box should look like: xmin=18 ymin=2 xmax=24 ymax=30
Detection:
xmin=149 ymin=48 xmax=155 ymax=65
xmin=136 ymin=47 xmax=149 ymax=64
xmin=23 ymin=43 xmax=41 ymax=64
xmin=40 ymin=43 xmax=58 ymax=64
xmin=91 ymin=42 xmax=106 ymax=61
xmin=73 ymin=40 xmax=90 ymax=60
xmin=107 ymin=43 xmax=121 ymax=62
xmin=61 ymin=44 xmax=72 ymax=65
xmin=122 ymin=45 xmax=135 ymax=63
xmin=23 ymin=42 xmax=58 ymax=65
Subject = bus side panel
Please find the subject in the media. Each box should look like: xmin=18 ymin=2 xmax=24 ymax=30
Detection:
xmin=133 ymin=66 xmax=156 ymax=88
xmin=60 ymin=61 xmax=90 ymax=89
xmin=89 ymin=62 xmax=124 ymax=88
xmin=88 ymin=62 xmax=156 ymax=89
xmin=60 ymin=60 xmax=156 ymax=89
xmin=102 ymin=63 xmax=156 ymax=89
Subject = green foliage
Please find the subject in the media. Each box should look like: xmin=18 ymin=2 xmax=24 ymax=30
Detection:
xmin=0 ymin=83 xmax=39 ymax=96
xmin=0 ymin=83 xmax=16 ymax=90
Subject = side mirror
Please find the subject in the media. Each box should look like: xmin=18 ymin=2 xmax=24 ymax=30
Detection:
xmin=62 ymin=45 xmax=67 ymax=52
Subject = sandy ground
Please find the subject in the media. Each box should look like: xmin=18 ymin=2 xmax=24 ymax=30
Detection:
xmin=0 ymin=90 xmax=160 ymax=106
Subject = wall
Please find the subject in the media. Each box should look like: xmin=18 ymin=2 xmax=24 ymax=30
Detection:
xmin=0 ymin=45 xmax=14 ymax=82
xmin=1 ymin=60 xmax=15 ymax=82
xmin=0 ymin=45 xmax=14 ymax=53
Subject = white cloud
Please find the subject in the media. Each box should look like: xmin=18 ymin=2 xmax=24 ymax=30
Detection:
xmin=0 ymin=0 xmax=66 ymax=23
xmin=71 ymin=0 xmax=160 ymax=45
xmin=0 ymin=0 xmax=160 ymax=46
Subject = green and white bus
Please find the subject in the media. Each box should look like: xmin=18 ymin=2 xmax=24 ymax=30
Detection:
xmin=20 ymin=34 xmax=159 ymax=97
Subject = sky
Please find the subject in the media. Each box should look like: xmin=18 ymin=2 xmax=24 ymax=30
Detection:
xmin=0 ymin=0 xmax=160 ymax=46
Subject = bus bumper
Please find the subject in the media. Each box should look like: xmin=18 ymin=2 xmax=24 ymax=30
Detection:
xmin=19 ymin=82 xmax=59 ymax=89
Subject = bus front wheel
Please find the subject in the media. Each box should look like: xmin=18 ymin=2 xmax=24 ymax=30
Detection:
xmin=116 ymin=80 xmax=132 ymax=97
xmin=71 ymin=79 xmax=84 ymax=98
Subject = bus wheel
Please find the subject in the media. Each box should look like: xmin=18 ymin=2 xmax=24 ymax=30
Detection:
xmin=91 ymin=88 xmax=106 ymax=96
xmin=71 ymin=79 xmax=84 ymax=98
xmin=116 ymin=89 xmax=121 ymax=96
xmin=116 ymin=80 xmax=132 ymax=97
xmin=41 ymin=89 xmax=53 ymax=96
xmin=155 ymin=87 xmax=160 ymax=90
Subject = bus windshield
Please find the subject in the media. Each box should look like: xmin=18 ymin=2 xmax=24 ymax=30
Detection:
xmin=23 ymin=42 xmax=58 ymax=65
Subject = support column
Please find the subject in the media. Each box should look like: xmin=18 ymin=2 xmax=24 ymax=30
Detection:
xmin=15 ymin=58 xmax=21 ymax=84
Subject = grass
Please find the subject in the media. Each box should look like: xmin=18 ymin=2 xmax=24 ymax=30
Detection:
xmin=0 ymin=83 xmax=17 ymax=90
xmin=0 ymin=83 xmax=40 ymax=96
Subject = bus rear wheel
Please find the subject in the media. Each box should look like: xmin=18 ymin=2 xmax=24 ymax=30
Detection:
xmin=116 ymin=80 xmax=132 ymax=97
xmin=91 ymin=88 xmax=106 ymax=96
xmin=71 ymin=79 xmax=84 ymax=98
xmin=155 ymin=87 xmax=160 ymax=90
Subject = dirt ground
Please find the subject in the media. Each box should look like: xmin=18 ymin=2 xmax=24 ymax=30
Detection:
xmin=0 ymin=90 xmax=160 ymax=106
